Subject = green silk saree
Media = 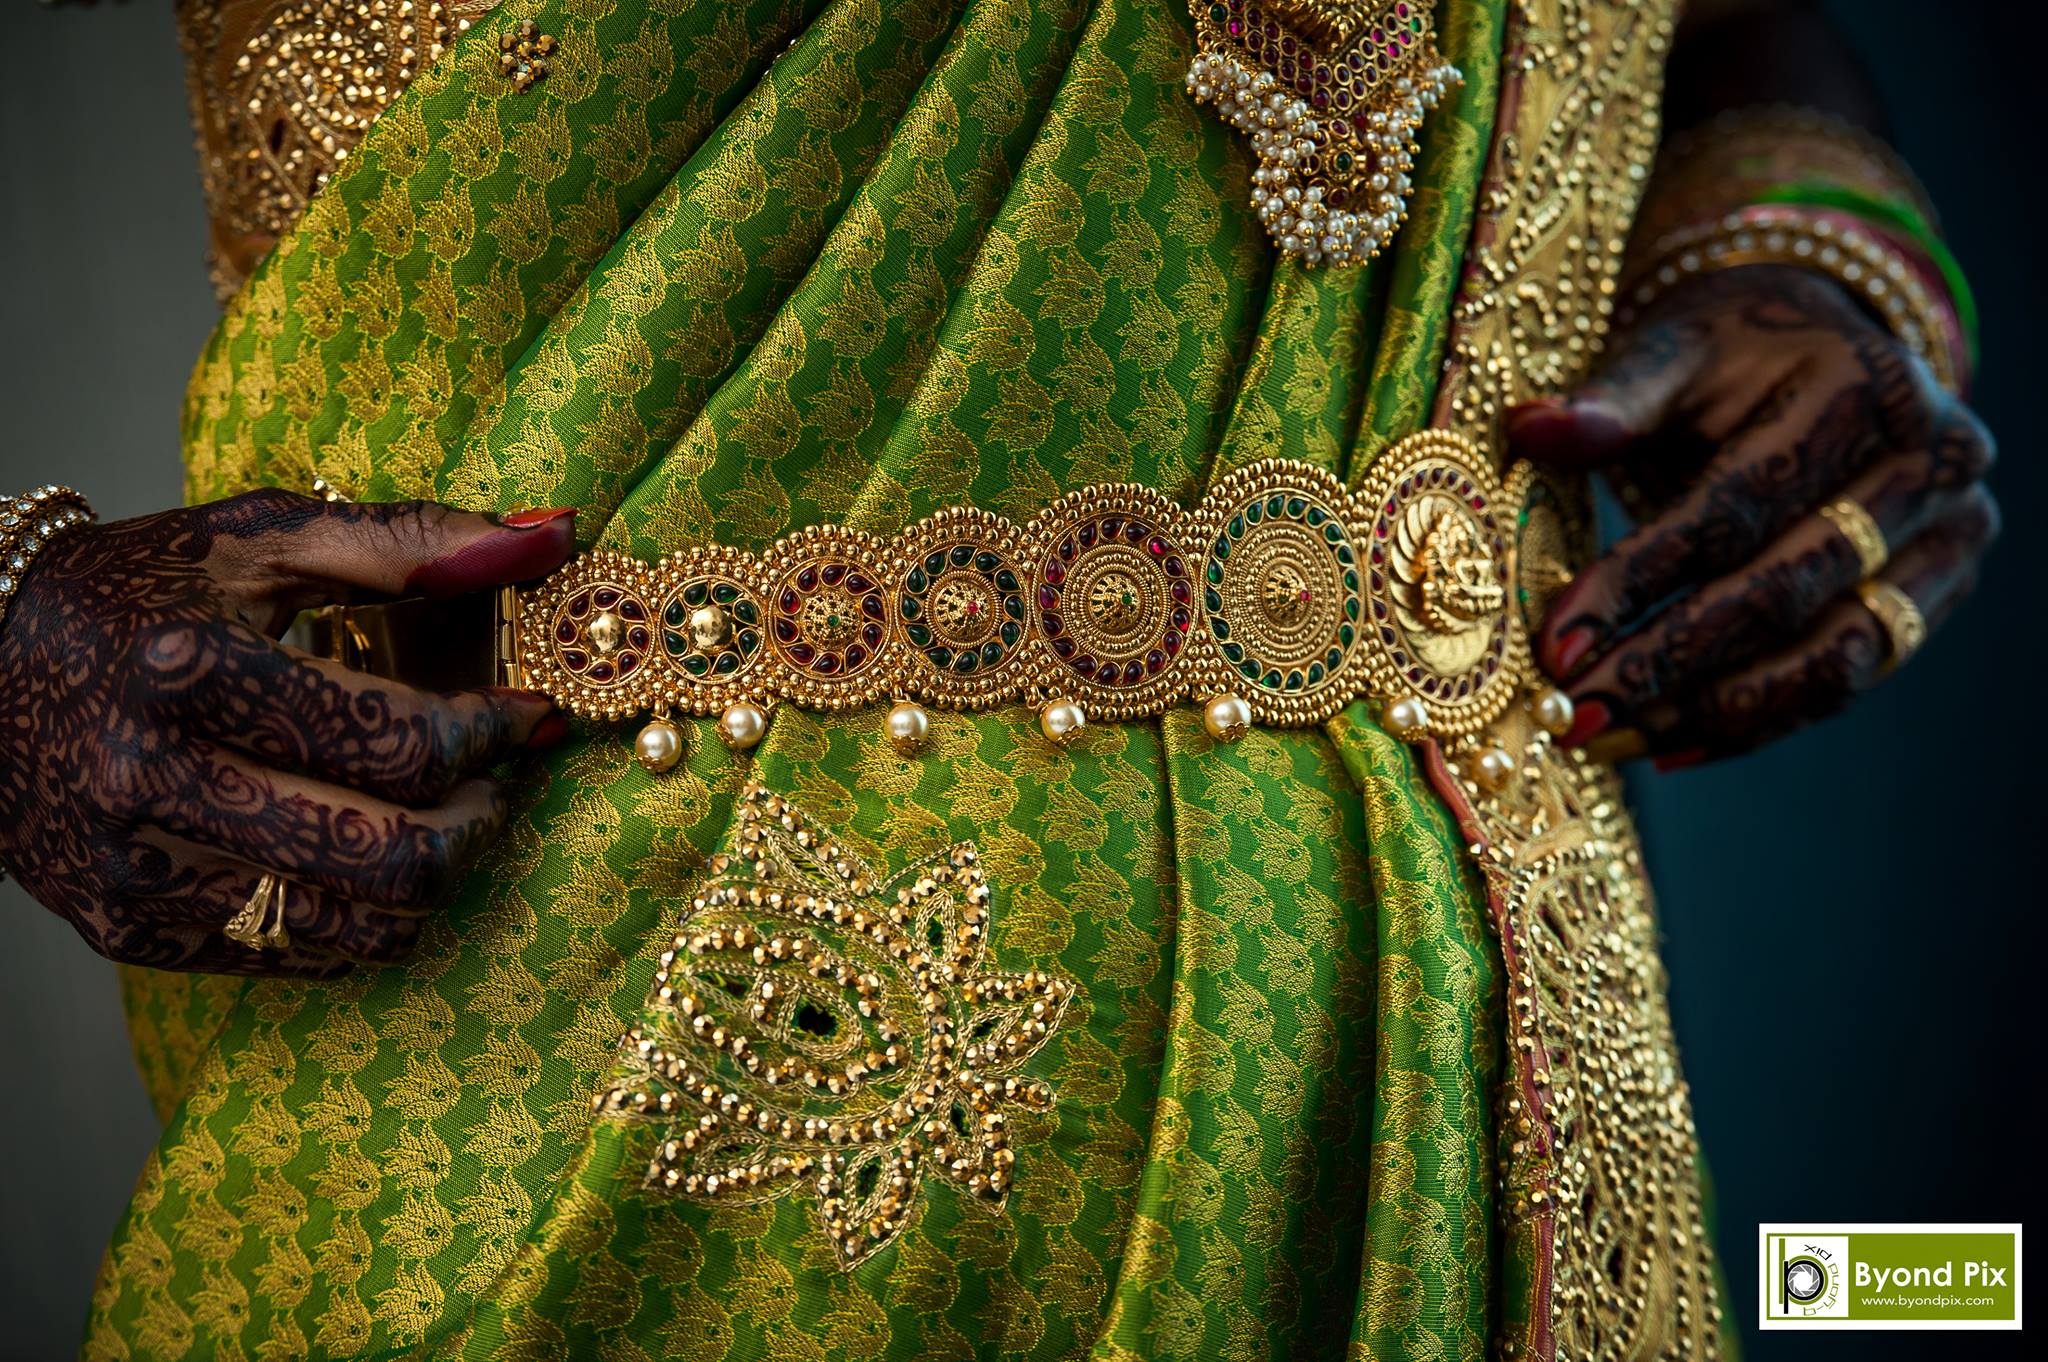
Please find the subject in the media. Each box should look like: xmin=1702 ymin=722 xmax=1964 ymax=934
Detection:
xmin=89 ymin=0 xmax=1714 ymax=1357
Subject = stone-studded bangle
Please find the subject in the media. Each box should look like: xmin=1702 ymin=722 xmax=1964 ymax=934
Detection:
xmin=1616 ymin=205 xmax=1966 ymax=394
xmin=0 ymin=486 xmax=97 ymax=631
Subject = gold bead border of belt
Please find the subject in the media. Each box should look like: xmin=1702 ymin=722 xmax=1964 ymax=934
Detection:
xmin=505 ymin=430 xmax=1585 ymax=770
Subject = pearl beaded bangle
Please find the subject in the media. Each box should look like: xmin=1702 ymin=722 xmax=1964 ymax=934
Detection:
xmin=0 ymin=485 xmax=97 ymax=631
xmin=1618 ymin=205 xmax=1965 ymax=393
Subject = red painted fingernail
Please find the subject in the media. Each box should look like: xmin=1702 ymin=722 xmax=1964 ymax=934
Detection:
xmin=1564 ymin=400 xmax=1633 ymax=457
xmin=499 ymin=507 xmax=575 ymax=528
xmin=524 ymin=711 xmax=569 ymax=751
xmin=1654 ymin=747 xmax=1708 ymax=773
xmin=405 ymin=515 xmax=578 ymax=597
xmin=1551 ymin=627 xmax=1598 ymax=678
xmin=1505 ymin=401 xmax=1580 ymax=462
xmin=1562 ymin=699 xmax=1611 ymax=748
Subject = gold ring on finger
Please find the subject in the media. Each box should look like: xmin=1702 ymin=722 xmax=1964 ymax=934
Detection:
xmin=1820 ymin=498 xmax=1889 ymax=579
xmin=1856 ymin=580 xmax=1926 ymax=673
xmin=224 ymin=873 xmax=293 ymax=952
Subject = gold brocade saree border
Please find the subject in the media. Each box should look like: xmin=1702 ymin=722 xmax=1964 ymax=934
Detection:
xmin=1420 ymin=1 xmax=1725 ymax=1358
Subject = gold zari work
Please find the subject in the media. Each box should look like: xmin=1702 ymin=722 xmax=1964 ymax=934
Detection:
xmin=512 ymin=433 xmax=1537 ymax=738
xmin=594 ymin=783 xmax=1074 ymax=1270
xmin=1438 ymin=705 xmax=1722 ymax=1361
xmin=1428 ymin=2 xmax=1722 ymax=1357
xmin=146 ymin=0 xmax=1728 ymax=1351
xmin=174 ymin=0 xmax=502 ymax=297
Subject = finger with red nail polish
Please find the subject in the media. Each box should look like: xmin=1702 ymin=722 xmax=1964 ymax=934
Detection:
xmin=1549 ymin=625 xmax=1599 ymax=680
xmin=405 ymin=507 xmax=579 ymax=597
xmin=228 ymin=498 xmax=580 ymax=603
xmin=524 ymin=711 xmax=570 ymax=751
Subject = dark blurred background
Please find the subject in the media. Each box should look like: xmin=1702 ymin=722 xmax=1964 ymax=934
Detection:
xmin=1638 ymin=3 xmax=2044 ymax=1358
xmin=0 ymin=2 xmax=2037 ymax=1358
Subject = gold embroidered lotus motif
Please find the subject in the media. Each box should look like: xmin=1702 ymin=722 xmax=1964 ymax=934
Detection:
xmin=595 ymin=784 xmax=1074 ymax=1269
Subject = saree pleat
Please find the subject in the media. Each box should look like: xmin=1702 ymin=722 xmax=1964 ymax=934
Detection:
xmin=1346 ymin=0 xmax=1504 ymax=477
xmin=100 ymin=1 xmax=1534 ymax=1358
xmin=607 ymin=0 xmax=1106 ymax=554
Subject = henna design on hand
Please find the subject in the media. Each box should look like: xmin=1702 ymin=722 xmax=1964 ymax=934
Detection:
xmin=0 ymin=490 xmax=576 ymax=975
xmin=1506 ymin=264 xmax=1998 ymax=765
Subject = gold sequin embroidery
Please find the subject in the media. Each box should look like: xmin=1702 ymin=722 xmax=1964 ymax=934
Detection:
xmin=174 ymin=0 xmax=502 ymax=298
xmin=1423 ymin=2 xmax=1724 ymax=1354
xmin=593 ymin=783 xmax=1075 ymax=1270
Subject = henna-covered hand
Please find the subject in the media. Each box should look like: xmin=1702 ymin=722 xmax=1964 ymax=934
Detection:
xmin=0 ymin=491 xmax=577 ymax=976
xmin=1508 ymin=264 xmax=1998 ymax=768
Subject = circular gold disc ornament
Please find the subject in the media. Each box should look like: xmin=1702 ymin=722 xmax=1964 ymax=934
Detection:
xmin=521 ymin=550 xmax=664 ymax=719
xmin=1353 ymin=430 xmax=1531 ymax=737
xmin=894 ymin=507 xmax=1034 ymax=707
xmin=1200 ymin=460 xmax=1367 ymax=724
xmin=1026 ymin=487 xmax=1199 ymax=718
xmin=761 ymin=526 xmax=898 ymax=711
xmin=654 ymin=545 xmax=770 ymax=715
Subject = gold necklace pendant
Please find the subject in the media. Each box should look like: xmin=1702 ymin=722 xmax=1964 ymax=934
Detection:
xmin=1184 ymin=0 xmax=1461 ymax=266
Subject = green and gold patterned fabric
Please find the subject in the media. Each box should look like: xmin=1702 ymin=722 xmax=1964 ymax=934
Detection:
xmin=91 ymin=0 xmax=1535 ymax=1356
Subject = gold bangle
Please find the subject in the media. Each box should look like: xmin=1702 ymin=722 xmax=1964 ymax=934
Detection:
xmin=1855 ymin=580 xmax=1926 ymax=673
xmin=1618 ymin=208 xmax=1961 ymax=393
xmin=0 ymin=486 xmax=95 ymax=626
xmin=1817 ymin=498 xmax=1888 ymax=579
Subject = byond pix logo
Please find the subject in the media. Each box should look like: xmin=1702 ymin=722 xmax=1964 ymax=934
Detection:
xmin=1759 ymin=1223 xmax=2022 ymax=1329
xmin=1770 ymin=1234 xmax=1849 ymax=1319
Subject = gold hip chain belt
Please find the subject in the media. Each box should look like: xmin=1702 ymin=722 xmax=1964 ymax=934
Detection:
xmin=484 ymin=429 xmax=1584 ymax=780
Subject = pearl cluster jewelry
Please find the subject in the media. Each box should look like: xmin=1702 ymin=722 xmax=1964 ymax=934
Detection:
xmin=1184 ymin=49 xmax=1459 ymax=266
